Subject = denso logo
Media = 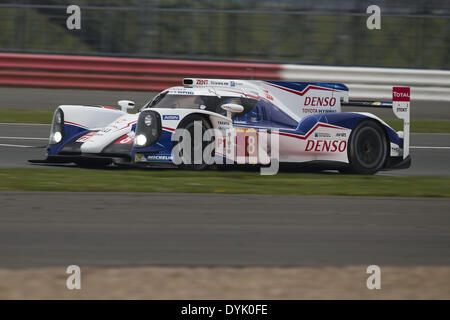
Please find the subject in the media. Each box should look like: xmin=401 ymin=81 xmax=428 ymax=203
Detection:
xmin=305 ymin=140 xmax=347 ymax=152
xmin=305 ymin=97 xmax=336 ymax=107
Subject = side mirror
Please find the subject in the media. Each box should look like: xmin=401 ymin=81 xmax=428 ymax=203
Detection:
xmin=220 ymin=103 xmax=244 ymax=118
xmin=118 ymin=100 xmax=135 ymax=113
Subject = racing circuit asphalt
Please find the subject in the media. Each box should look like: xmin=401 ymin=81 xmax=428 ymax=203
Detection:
xmin=0 ymin=192 xmax=449 ymax=267
xmin=0 ymin=124 xmax=449 ymax=268
xmin=0 ymin=87 xmax=449 ymax=268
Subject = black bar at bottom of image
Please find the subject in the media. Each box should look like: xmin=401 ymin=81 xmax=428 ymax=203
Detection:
xmin=0 ymin=300 xmax=446 ymax=318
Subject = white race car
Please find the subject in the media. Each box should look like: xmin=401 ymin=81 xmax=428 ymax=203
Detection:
xmin=31 ymin=78 xmax=411 ymax=174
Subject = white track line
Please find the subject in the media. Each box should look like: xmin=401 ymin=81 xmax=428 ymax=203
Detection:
xmin=0 ymin=143 xmax=36 ymax=148
xmin=0 ymin=123 xmax=50 ymax=126
xmin=410 ymin=146 xmax=450 ymax=150
xmin=0 ymin=136 xmax=48 ymax=140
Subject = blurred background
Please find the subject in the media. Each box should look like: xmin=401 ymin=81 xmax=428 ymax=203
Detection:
xmin=0 ymin=0 xmax=449 ymax=69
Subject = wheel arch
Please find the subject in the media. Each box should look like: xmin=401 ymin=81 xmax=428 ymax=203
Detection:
xmin=322 ymin=113 xmax=391 ymax=173
xmin=177 ymin=112 xmax=214 ymax=129
xmin=349 ymin=118 xmax=390 ymax=168
xmin=321 ymin=112 xmax=395 ymax=162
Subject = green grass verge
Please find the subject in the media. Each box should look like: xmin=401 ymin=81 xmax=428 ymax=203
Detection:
xmin=0 ymin=168 xmax=449 ymax=197
xmin=0 ymin=108 xmax=54 ymax=124
xmin=384 ymin=119 xmax=450 ymax=133
xmin=0 ymin=108 xmax=449 ymax=133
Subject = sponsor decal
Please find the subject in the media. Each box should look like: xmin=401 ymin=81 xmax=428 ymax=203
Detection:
xmin=196 ymin=79 xmax=208 ymax=85
xmin=396 ymin=107 xmax=408 ymax=112
xmin=263 ymin=90 xmax=274 ymax=101
xmin=114 ymin=132 xmax=135 ymax=144
xmin=108 ymin=118 xmax=130 ymax=130
xmin=336 ymin=132 xmax=347 ymax=137
xmin=302 ymin=108 xmax=337 ymax=114
xmin=302 ymin=108 xmax=318 ymax=113
xmin=146 ymin=154 xmax=172 ymax=161
xmin=314 ymin=132 xmax=331 ymax=138
xmin=217 ymin=136 xmax=226 ymax=149
xmin=304 ymin=96 xmax=337 ymax=107
xmin=305 ymin=140 xmax=347 ymax=152
xmin=169 ymin=90 xmax=194 ymax=95
xmin=135 ymin=154 xmax=172 ymax=162
xmin=95 ymin=129 xmax=106 ymax=136
xmin=236 ymin=128 xmax=258 ymax=164
xmin=135 ymin=154 xmax=146 ymax=162
xmin=230 ymin=81 xmax=236 ymax=87
xmin=218 ymin=120 xmax=230 ymax=126
xmin=163 ymin=115 xmax=180 ymax=120
xmin=210 ymin=80 xmax=230 ymax=86
xmin=392 ymin=87 xmax=410 ymax=102
xmin=76 ymin=131 xmax=97 ymax=142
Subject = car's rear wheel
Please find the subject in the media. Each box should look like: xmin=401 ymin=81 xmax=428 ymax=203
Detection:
xmin=174 ymin=116 xmax=213 ymax=170
xmin=341 ymin=120 xmax=388 ymax=175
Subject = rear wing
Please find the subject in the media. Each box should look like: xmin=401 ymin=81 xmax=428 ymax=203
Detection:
xmin=342 ymin=87 xmax=410 ymax=159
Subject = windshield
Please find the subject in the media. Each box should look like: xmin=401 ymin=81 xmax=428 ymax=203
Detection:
xmin=144 ymin=93 xmax=257 ymax=116
xmin=148 ymin=94 xmax=219 ymax=110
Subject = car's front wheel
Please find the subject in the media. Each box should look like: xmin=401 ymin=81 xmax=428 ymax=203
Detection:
xmin=341 ymin=120 xmax=388 ymax=175
xmin=174 ymin=116 xmax=214 ymax=170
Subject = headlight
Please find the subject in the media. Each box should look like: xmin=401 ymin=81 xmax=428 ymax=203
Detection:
xmin=53 ymin=131 xmax=62 ymax=143
xmin=134 ymin=111 xmax=162 ymax=148
xmin=135 ymin=134 xmax=147 ymax=146
xmin=49 ymin=108 xmax=64 ymax=145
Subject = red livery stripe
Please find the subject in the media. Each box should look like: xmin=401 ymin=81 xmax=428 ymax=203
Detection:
xmin=162 ymin=126 xmax=175 ymax=132
xmin=276 ymin=122 xmax=347 ymax=140
xmin=267 ymin=83 xmax=337 ymax=96
xmin=64 ymin=121 xmax=88 ymax=129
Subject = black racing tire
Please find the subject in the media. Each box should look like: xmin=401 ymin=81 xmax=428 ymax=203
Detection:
xmin=174 ymin=116 xmax=213 ymax=171
xmin=341 ymin=120 xmax=388 ymax=175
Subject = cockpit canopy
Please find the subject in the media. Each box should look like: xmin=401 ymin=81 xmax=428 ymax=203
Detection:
xmin=143 ymin=88 xmax=298 ymax=128
xmin=144 ymin=91 xmax=257 ymax=117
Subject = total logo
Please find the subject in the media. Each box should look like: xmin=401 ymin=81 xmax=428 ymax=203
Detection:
xmin=305 ymin=140 xmax=347 ymax=152
xmin=393 ymin=92 xmax=409 ymax=99
xmin=393 ymin=87 xmax=410 ymax=101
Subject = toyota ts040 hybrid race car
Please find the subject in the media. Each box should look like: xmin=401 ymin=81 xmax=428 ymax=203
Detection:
xmin=31 ymin=79 xmax=411 ymax=174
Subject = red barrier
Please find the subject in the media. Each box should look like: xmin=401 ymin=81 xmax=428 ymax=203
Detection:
xmin=0 ymin=53 xmax=281 ymax=90
xmin=0 ymin=71 xmax=178 ymax=91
